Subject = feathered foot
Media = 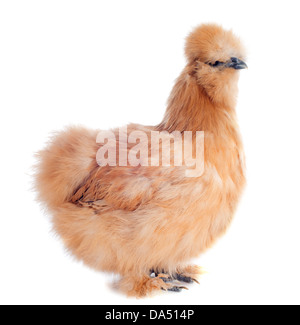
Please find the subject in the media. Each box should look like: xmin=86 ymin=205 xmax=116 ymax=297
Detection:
xmin=174 ymin=265 xmax=202 ymax=284
xmin=155 ymin=273 xmax=188 ymax=292
xmin=116 ymin=265 xmax=201 ymax=297
xmin=151 ymin=265 xmax=201 ymax=285
xmin=117 ymin=273 xmax=187 ymax=298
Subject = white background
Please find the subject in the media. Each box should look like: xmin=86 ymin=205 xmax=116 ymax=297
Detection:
xmin=1 ymin=0 xmax=300 ymax=305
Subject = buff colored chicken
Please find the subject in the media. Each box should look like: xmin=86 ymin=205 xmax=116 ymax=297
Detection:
xmin=35 ymin=24 xmax=247 ymax=297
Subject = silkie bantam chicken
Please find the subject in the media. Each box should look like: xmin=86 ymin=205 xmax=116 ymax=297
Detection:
xmin=35 ymin=24 xmax=247 ymax=297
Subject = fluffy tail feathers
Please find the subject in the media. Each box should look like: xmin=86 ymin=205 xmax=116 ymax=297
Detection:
xmin=35 ymin=126 xmax=98 ymax=211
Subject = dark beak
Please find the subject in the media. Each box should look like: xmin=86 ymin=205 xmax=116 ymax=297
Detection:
xmin=226 ymin=57 xmax=248 ymax=70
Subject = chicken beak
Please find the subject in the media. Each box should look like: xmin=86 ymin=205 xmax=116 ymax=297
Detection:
xmin=226 ymin=57 xmax=248 ymax=70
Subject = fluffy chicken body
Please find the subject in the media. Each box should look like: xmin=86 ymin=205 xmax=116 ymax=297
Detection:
xmin=35 ymin=24 xmax=247 ymax=297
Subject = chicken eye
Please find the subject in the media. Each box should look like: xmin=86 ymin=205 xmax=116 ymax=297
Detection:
xmin=210 ymin=61 xmax=223 ymax=67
